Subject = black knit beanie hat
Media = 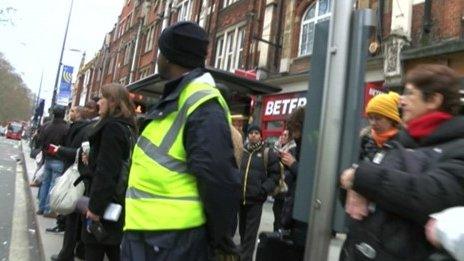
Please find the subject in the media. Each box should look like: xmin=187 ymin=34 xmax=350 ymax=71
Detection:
xmin=247 ymin=125 xmax=262 ymax=135
xmin=158 ymin=21 xmax=209 ymax=68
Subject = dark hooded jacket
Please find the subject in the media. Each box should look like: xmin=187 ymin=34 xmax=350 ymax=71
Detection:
xmin=240 ymin=142 xmax=280 ymax=204
xmin=82 ymin=116 xmax=136 ymax=245
xmin=36 ymin=118 xmax=69 ymax=160
xmin=341 ymin=116 xmax=464 ymax=260
xmin=57 ymin=120 xmax=94 ymax=172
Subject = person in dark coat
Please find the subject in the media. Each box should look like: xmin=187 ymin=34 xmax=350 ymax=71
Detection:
xmin=272 ymin=129 xmax=296 ymax=231
xmin=343 ymin=92 xmax=401 ymax=221
xmin=48 ymin=106 xmax=93 ymax=261
xmin=82 ymin=83 xmax=137 ymax=261
xmin=239 ymin=125 xmax=280 ymax=261
xmin=121 ymin=22 xmax=240 ymax=261
xmin=36 ymin=105 xmax=69 ymax=216
xmin=340 ymin=64 xmax=464 ymax=260
xmin=279 ymin=107 xmax=304 ymax=230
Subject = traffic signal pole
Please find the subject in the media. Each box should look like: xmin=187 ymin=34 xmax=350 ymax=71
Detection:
xmin=301 ymin=1 xmax=355 ymax=260
xmin=291 ymin=0 xmax=376 ymax=260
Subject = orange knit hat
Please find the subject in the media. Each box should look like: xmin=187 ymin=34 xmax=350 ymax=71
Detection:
xmin=365 ymin=92 xmax=401 ymax=123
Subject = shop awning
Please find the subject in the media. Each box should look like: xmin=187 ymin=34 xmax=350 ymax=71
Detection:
xmin=126 ymin=67 xmax=282 ymax=99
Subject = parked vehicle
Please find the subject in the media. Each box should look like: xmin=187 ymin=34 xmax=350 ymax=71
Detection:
xmin=6 ymin=122 xmax=24 ymax=140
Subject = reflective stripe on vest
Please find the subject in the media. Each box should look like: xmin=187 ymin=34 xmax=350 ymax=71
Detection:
xmin=125 ymin=74 xmax=231 ymax=231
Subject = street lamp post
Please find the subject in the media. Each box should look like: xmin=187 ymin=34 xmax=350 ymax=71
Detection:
xmin=51 ymin=0 xmax=74 ymax=109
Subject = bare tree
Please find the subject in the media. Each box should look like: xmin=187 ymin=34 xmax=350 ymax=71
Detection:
xmin=0 ymin=53 xmax=34 ymax=122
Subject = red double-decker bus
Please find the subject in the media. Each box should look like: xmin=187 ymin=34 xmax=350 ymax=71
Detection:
xmin=5 ymin=121 xmax=23 ymax=140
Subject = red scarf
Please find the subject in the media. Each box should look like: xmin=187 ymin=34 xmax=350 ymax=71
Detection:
xmin=406 ymin=111 xmax=453 ymax=140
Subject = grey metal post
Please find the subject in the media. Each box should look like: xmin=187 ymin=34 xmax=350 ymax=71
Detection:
xmin=332 ymin=9 xmax=377 ymax=233
xmin=302 ymin=1 xmax=355 ymax=260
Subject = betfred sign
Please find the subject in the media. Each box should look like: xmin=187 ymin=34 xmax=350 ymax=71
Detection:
xmin=363 ymin=81 xmax=385 ymax=112
xmin=262 ymin=92 xmax=307 ymax=121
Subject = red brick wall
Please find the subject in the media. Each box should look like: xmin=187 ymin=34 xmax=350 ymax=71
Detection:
xmin=216 ymin=0 xmax=250 ymax=30
xmin=408 ymin=0 xmax=462 ymax=47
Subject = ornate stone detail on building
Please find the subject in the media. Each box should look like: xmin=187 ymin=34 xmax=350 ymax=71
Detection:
xmin=383 ymin=32 xmax=410 ymax=87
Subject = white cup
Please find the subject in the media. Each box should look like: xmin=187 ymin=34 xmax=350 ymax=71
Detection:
xmin=81 ymin=141 xmax=90 ymax=154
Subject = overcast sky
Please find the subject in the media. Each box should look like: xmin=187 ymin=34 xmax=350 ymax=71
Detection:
xmin=0 ymin=0 xmax=124 ymax=113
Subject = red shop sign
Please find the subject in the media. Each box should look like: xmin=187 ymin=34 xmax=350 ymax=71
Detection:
xmin=363 ymin=81 xmax=385 ymax=113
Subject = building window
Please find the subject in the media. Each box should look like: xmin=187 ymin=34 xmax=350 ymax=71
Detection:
xmin=214 ymin=36 xmax=224 ymax=69
xmin=223 ymin=0 xmax=238 ymax=9
xmin=108 ymin=56 xmax=115 ymax=75
xmin=96 ymin=67 xmax=101 ymax=81
xmin=118 ymin=22 xmax=125 ymax=38
xmin=120 ymin=77 xmax=128 ymax=85
xmin=215 ymin=26 xmax=246 ymax=72
xmin=125 ymin=14 xmax=132 ymax=31
xmin=198 ymin=0 xmax=209 ymax=28
xmin=123 ymin=43 xmax=132 ymax=65
xmin=299 ymin=0 xmax=331 ymax=56
xmin=139 ymin=67 xmax=150 ymax=79
xmin=144 ymin=26 xmax=155 ymax=52
xmin=177 ymin=0 xmax=192 ymax=22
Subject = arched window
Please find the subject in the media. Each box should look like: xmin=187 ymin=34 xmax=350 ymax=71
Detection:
xmin=299 ymin=0 xmax=331 ymax=56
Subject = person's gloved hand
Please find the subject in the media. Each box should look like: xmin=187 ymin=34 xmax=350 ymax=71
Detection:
xmin=345 ymin=190 xmax=369 ymax=220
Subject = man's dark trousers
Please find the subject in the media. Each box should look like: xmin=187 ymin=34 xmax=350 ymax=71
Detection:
xmin=56 ymin=213 xmax=81 ymax=260
xmin=121 ymin=226 xmax=209 ymax=261
xmin=239 ymin=203 xmax=263 ymax=261
xmin=272 ymin=196 xmax=285 ymax=231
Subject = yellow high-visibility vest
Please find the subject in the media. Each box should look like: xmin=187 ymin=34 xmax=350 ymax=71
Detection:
xmin=124 ymin=73 xmax=231 ymax=231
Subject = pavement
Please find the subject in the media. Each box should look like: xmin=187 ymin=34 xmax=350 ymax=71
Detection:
xmin=21 ymin=141 xmax=66 ymax=261
xmin=20 ymin=139 xmax=344 ymax=261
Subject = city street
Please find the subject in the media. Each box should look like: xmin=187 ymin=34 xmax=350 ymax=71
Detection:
xmin=8 ymin=139 xmax=344 ymax=261
xmin=0 ymin=137 xmax=40 ymax=261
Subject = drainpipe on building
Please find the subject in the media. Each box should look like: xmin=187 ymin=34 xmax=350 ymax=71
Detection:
xmin=274 ymin=0 xmax=284 ymax=71
xmin=155 ymin=0 xmax=172 ymax=73
xmin=129 ymin=19 xmax=143 ymax=83
xmin=252 ymin=0 xmax=265 ymax=69
xmin=422 ymin=0 xmax=432 ymax=44
xmin=377 ymin=0 xmax=384 ymax=44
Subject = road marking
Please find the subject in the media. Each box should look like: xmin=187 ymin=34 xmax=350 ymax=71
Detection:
xmin=8 ymin=163 xmax=30 ymax=261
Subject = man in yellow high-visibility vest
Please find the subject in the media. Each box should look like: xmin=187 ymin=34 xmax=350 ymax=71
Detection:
xmin=121 ymin=21 xmax=241 ymax=261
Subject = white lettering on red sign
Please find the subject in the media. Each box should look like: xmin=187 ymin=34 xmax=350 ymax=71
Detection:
xmin=368 ymin=88 xmax=384 ymax=97
xmin=265 ymin=97 xmax=307 ymax=116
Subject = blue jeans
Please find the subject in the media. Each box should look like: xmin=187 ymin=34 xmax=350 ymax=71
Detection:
xmin=38 ymin=159 xmax=64 ymax=213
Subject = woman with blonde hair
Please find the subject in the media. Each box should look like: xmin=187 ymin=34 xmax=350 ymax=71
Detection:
xmin=82 ymin=83 xmax=137 ymax=261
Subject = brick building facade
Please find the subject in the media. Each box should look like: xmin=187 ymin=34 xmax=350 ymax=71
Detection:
xmin=72 ymin=0 xmax=464 ymax=137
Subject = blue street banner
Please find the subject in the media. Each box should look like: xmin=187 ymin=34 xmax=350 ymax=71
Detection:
xmin=57 ymin=65 xmax=74 ymax=106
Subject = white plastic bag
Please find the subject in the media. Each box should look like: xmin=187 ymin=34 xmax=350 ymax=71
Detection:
xmin=49 ymin=151 xmax=84 ymax=215
xmin=35 ymin=151 xmax=43 ymax=164
xmin=31 ymin=164 xmax=45 ymax=186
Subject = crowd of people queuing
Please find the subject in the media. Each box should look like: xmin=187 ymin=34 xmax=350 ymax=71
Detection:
xmin=26 ymin=21 xmax=464 ymax=261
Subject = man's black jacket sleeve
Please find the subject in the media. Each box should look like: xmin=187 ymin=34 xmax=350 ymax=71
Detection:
xmin=184 ymin=100 xmax=241 ymax=253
